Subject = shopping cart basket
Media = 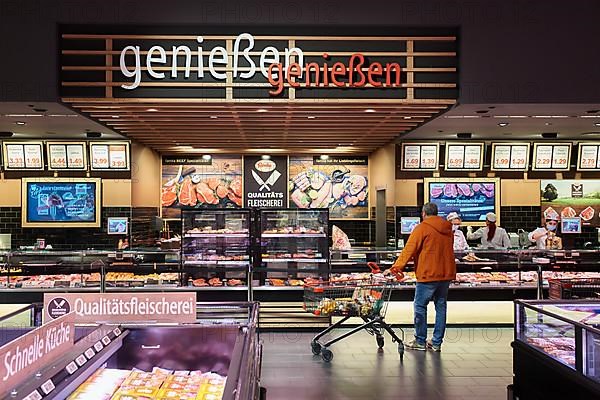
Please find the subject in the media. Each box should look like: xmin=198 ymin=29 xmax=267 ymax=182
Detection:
xmin=303 ymin=262 xmax=404 ymax=362
xmin=549 ymin=278 xmax=600 ymax=299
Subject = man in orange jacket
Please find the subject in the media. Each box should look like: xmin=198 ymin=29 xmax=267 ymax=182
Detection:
xmin=386 ymin=202 xmax=456 ymax=352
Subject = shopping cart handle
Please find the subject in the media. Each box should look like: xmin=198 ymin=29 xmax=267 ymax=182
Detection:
xmin=367 ymin=262 xmax=381 ymax=273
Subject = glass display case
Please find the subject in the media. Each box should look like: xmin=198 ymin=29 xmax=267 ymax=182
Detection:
xmin=513 ymin=299 xmax=600 ymax=398
xmin=181 ymin=209 xmax=252 ymax=288
xmin=257 ymin=208 xmax=329 ymax=286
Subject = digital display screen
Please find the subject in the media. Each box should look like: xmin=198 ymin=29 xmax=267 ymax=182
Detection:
xmin=107 ymin=218 xmax=128 ymax=235
xmin=400 ymin=217 xmax=420 ymax=234
xmin=426 ymin=181 xmax=498 ymax=224
xmin=561 ymin=217 xmax=582 ymax=234
xmin=25 ymin=181 xmax=98 ymax=224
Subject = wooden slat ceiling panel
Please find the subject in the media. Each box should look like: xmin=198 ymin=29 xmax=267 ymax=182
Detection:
xmin=61 ymin=32 xmax=457 ymax=154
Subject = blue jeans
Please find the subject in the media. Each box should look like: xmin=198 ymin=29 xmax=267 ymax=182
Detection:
xmin=413 ymin=281 xmax=451 ymax=346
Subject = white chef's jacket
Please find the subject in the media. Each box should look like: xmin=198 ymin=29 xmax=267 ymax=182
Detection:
xmin=467 ymin=226 xmax=511 ymax=249
xmin=528 ymin=227 xmax=548 ymax=249
xmin=453 ymin=229 xmax=468 ymax=251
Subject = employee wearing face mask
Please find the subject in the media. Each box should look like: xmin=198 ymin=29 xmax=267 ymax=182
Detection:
xmin=528 ymin=217 xmax=563 ymax=249
xmin=466 ymin=212 xmax=511 ymax=249
xmin=446 ymin=212 xmax=468 ymax=251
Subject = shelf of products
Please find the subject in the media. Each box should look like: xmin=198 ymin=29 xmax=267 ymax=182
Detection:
xmin=182 ymin=209 xmax=252 ymax=288
xmin=513 ymin=299 xmax=600 ymax=398
xmin=257 ymin=208 xmax=329 ymax=285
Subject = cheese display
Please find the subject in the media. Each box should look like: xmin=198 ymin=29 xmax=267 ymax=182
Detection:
xmin=69 ymin=368 xmax=227 ymax=400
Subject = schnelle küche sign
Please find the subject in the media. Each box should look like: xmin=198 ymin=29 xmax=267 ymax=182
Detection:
xmin=119 ymin=33 xmax=402 ymax=96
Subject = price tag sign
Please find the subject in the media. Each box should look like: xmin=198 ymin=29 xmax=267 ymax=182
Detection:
xmin=403 ymin=145 xmax=421 ymax=169
xmin=24 ymin=144 xmax=43 ymax=169
xmin=578 ymin=144 xmax=600 ymax=170
xmin=5 ymin=144 xmax=25 ymax=169
xmin=91 ymin=144 xmax=110 ymax=169
xmin=109 ymin=144 xmax=128 ymax=169
xmin=534 ymin=145 xmax=553 ymax=169
xmin=510 ymin=145 xmax=529 ymax=169
xmin=533 ymin=143 xmax=571 ymax=170
xmin=446 ymin=145 xmax=465 ymax=169
xmin=492 ymin=145 xmax=511 ymax=169
xmin=48 ymin=144 xmax=67 ymax=169
xmin=420 ymin=145 xmax=438 ymax=170
xmin=66 ymin=144 xmax=85 ymax=169
xmin=551 ymin=145 xmax=570 ymax=169
xmin=492 ymin=143 xmax=530 ymax=170
xmin=464 ymin=145 xmax=482 ymax=169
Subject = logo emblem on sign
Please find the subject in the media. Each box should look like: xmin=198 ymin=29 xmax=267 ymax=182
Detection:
xmin=47 ymin=297 xmax=71 ymax=319
xmin=254 ymin=160 xmax=276 ymax=172
xmin=572 ymin=183 xmax=583 ymax=198
xmin=251 ymin=162 xmax=281 ymax=192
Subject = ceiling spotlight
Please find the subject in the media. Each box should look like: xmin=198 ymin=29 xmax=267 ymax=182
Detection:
xmin=32 ymin=108 xmax=47 ymax=113
xmin=210 ymin=116 xmax=218 ymax=119
xmin=111 ymin=115 xmax=120 ymax=118
xmin=457 ymin=132 xmax=472 ymax=139
xmin=202 ymin=154 xmax=212 ymax=160
xmin=15 ymin=121 xmax=26 ymax=125
xmin=364 ymin=109 xmax=376 ymax=113
xmin=545 ymin=122 xmax=553 ymax=126
xmin=0 ymin=132 xmax=14 ymax=138
xmin=86 ymin=132 xmax=102 ymax=138
xmin=497 ymin=122 xmax=509 ymax=127
xmin=595 ymin=122 xmax=600 ymax=127
xmin=320 ymin=154 xmax=330 ymax=160
xmin=261 ymin=155 xmax=271 ymax=160
xmin=257 ymin=108 xmax=268 ymax=113
xmin=403 ymin=116 xmax=412 ymax=120
xmin=307 ymin=116 xmax=316 ymax=119
xmin=475 ymin=110 xmax=488 ymax=114
xmin=146 ymin=108 xmax=158 ymax=112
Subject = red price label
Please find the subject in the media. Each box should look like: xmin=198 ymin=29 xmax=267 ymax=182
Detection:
xmin=581 ymin=158 xmax=596 ymax=167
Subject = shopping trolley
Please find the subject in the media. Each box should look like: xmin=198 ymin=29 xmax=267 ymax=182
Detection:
xmin=303 ymin=262 xmax=404 ymax=362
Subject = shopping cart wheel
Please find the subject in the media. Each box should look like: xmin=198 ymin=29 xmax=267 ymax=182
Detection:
xmin=321 ymin=348 xmax=334 ymax=362
xmin=311 ymin=340 xmax=322 ymax=355
xmin=398 ymin=343 xmax=404 ymax=360
xmin=376 ymin=335 xmax=385 ymax=349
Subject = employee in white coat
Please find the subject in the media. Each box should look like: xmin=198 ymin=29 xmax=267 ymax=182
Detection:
xmin=528 ymin=217 xmax=562 ymax=249
xmin=467 ymin=212 xmax=511 ymax=249
xmin=447 ymin=212 xmax=468 ymax=251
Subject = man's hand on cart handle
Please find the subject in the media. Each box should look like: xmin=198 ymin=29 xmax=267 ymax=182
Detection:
xmin=383 ymin=268 xmax=404 ymax=281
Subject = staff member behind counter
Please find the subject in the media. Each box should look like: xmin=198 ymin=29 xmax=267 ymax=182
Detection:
xmin=446 ymin=212 xmax=468 ymax=251
xmin=466 ymin=212 xmax=511 ymax=249
xmin=528 ymin=216 xmax=563 ymax=249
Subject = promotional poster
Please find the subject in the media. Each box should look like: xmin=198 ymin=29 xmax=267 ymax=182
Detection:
xmin=161 ymin=156 xmax=243 ymax=218
xmin=541 ymin=180 xmax=600 ymax=226
xmin=288 ymin=156 xmax=369 ymax=219
xmin=243 ymin=156 xmax=288 ymax=208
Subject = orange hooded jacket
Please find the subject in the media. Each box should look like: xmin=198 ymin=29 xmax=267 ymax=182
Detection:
xmin=391 ymin=216 xmax=456 ymax=282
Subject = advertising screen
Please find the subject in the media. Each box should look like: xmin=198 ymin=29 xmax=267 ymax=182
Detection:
xmin=22 ymin=179 xmax=101 ymax=228
xmin=400 ymin=217 xmax=420 ymax=234
xmin=561 ymin=217 xmax=582 ymax=234
xmin=424 ymin=178 xmax=500 ymax=226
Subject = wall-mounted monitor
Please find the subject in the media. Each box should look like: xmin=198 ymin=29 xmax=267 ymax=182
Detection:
xmin=561 ymin=217 xmax=582 ymax=234
xmin=21 ymin=178 xmax=101 ymax=228
xmin=424 ymin=178 xmax=501 ymax=226
xmin=107 ymin=217 xmax=128 ymax=235
xmin=400 ymin=217 xmax=421 ymax=234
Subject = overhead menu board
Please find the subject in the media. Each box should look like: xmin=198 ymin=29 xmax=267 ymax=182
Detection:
xmin=90 ymin=142 xmax=130 ymax=171
xmin=47 ymin=142 xmax=87 ymax=170
xmin=2 ymin=142 xmax=44 ymax=170
xmin=577 ymin=143 xmax=600 ymax=171
xmin=491 ymin=143 xmax=530 ymax=171
xmin=401 ymin=143 xmax=439 ymax=171
xmin=532 ymin=143 xmax=572 ymax=171
xmin=444 ymin=143 xmax=484 ymax=171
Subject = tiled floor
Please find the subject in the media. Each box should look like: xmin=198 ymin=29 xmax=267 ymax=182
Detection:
xmin=261 ymin=327 xmax=513 ymax=400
